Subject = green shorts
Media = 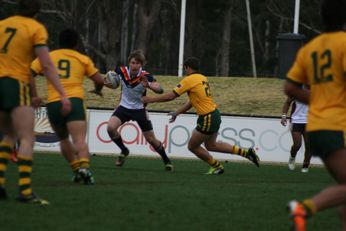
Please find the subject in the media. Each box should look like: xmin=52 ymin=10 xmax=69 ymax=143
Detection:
xmin=0 ymin=77 xmax=31 ymax=111
xmin=307 ymin=130 xmax=346 ymax=159
xmin=196 ymin=109 xmax=221 ymax=134
xmin=47 ymin=97 xmax=86 ymax=127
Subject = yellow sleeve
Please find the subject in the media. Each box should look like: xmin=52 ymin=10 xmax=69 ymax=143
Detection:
xmin=173 ymin=77 xmax=192 ymax=96
xmin=32 ymin=23 xmax=48 ymax=47
xmin=286 ymin=48 xmax=308 ymax=84
xmin=85 ymin=57 xmax=99 ymax=77
xmin=31 ymin=58 xmax=42 ymax=75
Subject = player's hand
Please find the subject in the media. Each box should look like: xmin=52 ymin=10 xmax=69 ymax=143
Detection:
xmin=60 ymin=97 xmax=71 ymax=116
xmin=280 ymin=116 xmax=287 ymax=126
xmin=140 ymin=77 xmax=150 ymax=88
xmin=31 ymin=96 xmax=42 ymax=109
xmin=168 ymin=111 xmax=177 ymax=123
xmin=89 ymin=89 xmax=103 ymax=97
xmin=103 ymin=77 xmax=114 ymax=89
xmin=142 ymin=96 xmax=150 ymax=103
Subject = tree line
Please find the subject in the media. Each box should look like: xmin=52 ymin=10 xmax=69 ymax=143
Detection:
xmin=0 ymin=0 xmax=322 ymax=77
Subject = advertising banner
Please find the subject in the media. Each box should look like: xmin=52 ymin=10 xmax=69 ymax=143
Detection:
xmin=87 ymin=109 xmax=322 ymax=165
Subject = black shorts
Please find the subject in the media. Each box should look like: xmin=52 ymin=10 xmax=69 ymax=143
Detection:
xmin=112 ymin=105 xmax=153 ymax=132
xmin=291 ymin=123 xmax=306 ymax=133
xmin=307 ymin=130 xmax=346 ymax=159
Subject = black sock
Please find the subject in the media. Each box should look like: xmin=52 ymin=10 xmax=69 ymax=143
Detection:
xmin=155 ymin=143 xmax=171 ymax=165
xmin=111 ymin=136 xmax=129 ymax=154
xmin=302 ymin=162 xmax=309 ymax=168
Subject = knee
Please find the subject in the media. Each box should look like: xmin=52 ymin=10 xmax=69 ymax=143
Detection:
xmin=188 ymin=143 xmax=197 ymax=152
xmin=107 ymin=125 xmax=119 ymax=138
xmin=205 ymin=143 xmax=217 ymax=151
xmin=74 ymin=139 xmax=88 ymax=151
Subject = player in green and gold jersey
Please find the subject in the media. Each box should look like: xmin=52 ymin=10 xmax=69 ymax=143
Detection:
xmin=285 ymin=0 xmax=346 ymax=230
xmin=142 ymin=57 xmax=260 ymax=174
xmin=31 ymin=29 xmax=104 ymax=185
xmin=0 ymin=0 xmax=71 ymax=205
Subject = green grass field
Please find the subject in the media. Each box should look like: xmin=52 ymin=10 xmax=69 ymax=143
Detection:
xmin=7 ymin=76 xmax=337 ymax=230
xmin=1 ymin=153 xmax=339 ymax=231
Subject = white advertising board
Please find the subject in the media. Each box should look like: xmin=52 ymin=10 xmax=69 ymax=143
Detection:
xmin=87 ymin=109 xmax=322 ymax=165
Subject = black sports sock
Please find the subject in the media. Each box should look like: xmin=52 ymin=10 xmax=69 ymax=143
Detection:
xmin=108 ymin=132 xmax=128 ymax=153
xmin=155 ymin=143 xmax=171 ymax=165
xmin=302 ymin=162 xmax=310 ymax=168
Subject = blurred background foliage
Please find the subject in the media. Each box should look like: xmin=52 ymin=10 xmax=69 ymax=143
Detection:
xmin=0 ymin=0 xmax=321 ymax=77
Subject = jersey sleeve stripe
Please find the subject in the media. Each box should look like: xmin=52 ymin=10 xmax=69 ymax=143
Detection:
xmin=286 ymin=78 xmax=303 ymax=87
xmin=33 ymin=44 xmax=47 ymax=48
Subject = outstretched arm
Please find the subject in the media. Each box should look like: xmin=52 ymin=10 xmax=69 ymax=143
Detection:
xmin=89 ymin=72 xmax=104 ymax=97
xmin=147 ymin=81 xmax=164 ymax=94
xmin=168 ymin=101 xmax=192 ymax=123
xmin=142 ymin=91 xmax=178 ymax=104
xmin=141 ymin=77 xmax=164 ymax=94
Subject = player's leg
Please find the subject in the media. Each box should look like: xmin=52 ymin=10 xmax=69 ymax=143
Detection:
xmin=301 ymin=131 xmax=312 ymax=173
xmin=288 ymin=125 xmax=303 ymax=170
xmin=203 ymin=134 xmax=259 ymax=167
xmin=199 ymin=109 xmax=259 ymax=167
xmin=11 ymin=105 xmax=48 ymax=204
xmin=0 ymin=112 xmax=15 ymax=200
xmin=188 ymin=130 xmax=223 ymax=174
xmin=7 ymin=78 xmax=48 ymax=205
xmin=47 ymin=100 xmax=81 ymax=180
xmin=51 ymin=122 xmax=81 ymax=181
xmin=289 ymin=149 xmax=346 ymax=230
xmin=107 ymin=107 xmax=130 ymax=166
xmin=136 ymin=108 xmax=173 ymax=170
xmin=310 ymin=148 xmax=346 ymax=211
xmin=60 ymin=98 xmax=93 ymax=184
xmin=142 ymin=129 xmax=173 ymax=171
xmin=68 ymin=120 xmax=94 ymax=184
xmin=288 ymin=131 xmax=346 ymax=230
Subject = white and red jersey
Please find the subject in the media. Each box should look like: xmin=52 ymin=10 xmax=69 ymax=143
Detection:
xmin=114 ymin=66 xmax=155 ymax=109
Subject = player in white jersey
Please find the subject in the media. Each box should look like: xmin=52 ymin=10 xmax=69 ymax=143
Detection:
xmin=105 ymin=50 xmax=173 ymax=171
xmin=281 ymin=95 xmax=311 ymax=173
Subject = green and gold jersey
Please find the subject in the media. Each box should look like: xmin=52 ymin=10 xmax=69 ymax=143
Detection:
xmin=31 ymin=49 xmax=98 ymax=103
xmin=0 ymin=15 xmax=48 ymax=83
xmin=173 ymin=73 xmax=217 ymax=115
xmin=287 ymin=31 xmax=346 ymax=131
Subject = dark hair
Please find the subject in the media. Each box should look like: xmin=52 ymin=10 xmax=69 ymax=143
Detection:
xmin=128 ymin=50 xmax=146 ymax=65
xmin=59 ymin=29 xmax=80 ymax=49
xmin=321 ymin=0 xmax=346 ymax=32
xmin=18 ymin=0 xmax=41 ymax=17
xmin=183 ymin=57 xmax=200 ymax=71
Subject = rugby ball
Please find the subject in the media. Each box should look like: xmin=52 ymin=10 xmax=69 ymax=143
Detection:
xmin=105 ymin=71 xmax=121 ymax=89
